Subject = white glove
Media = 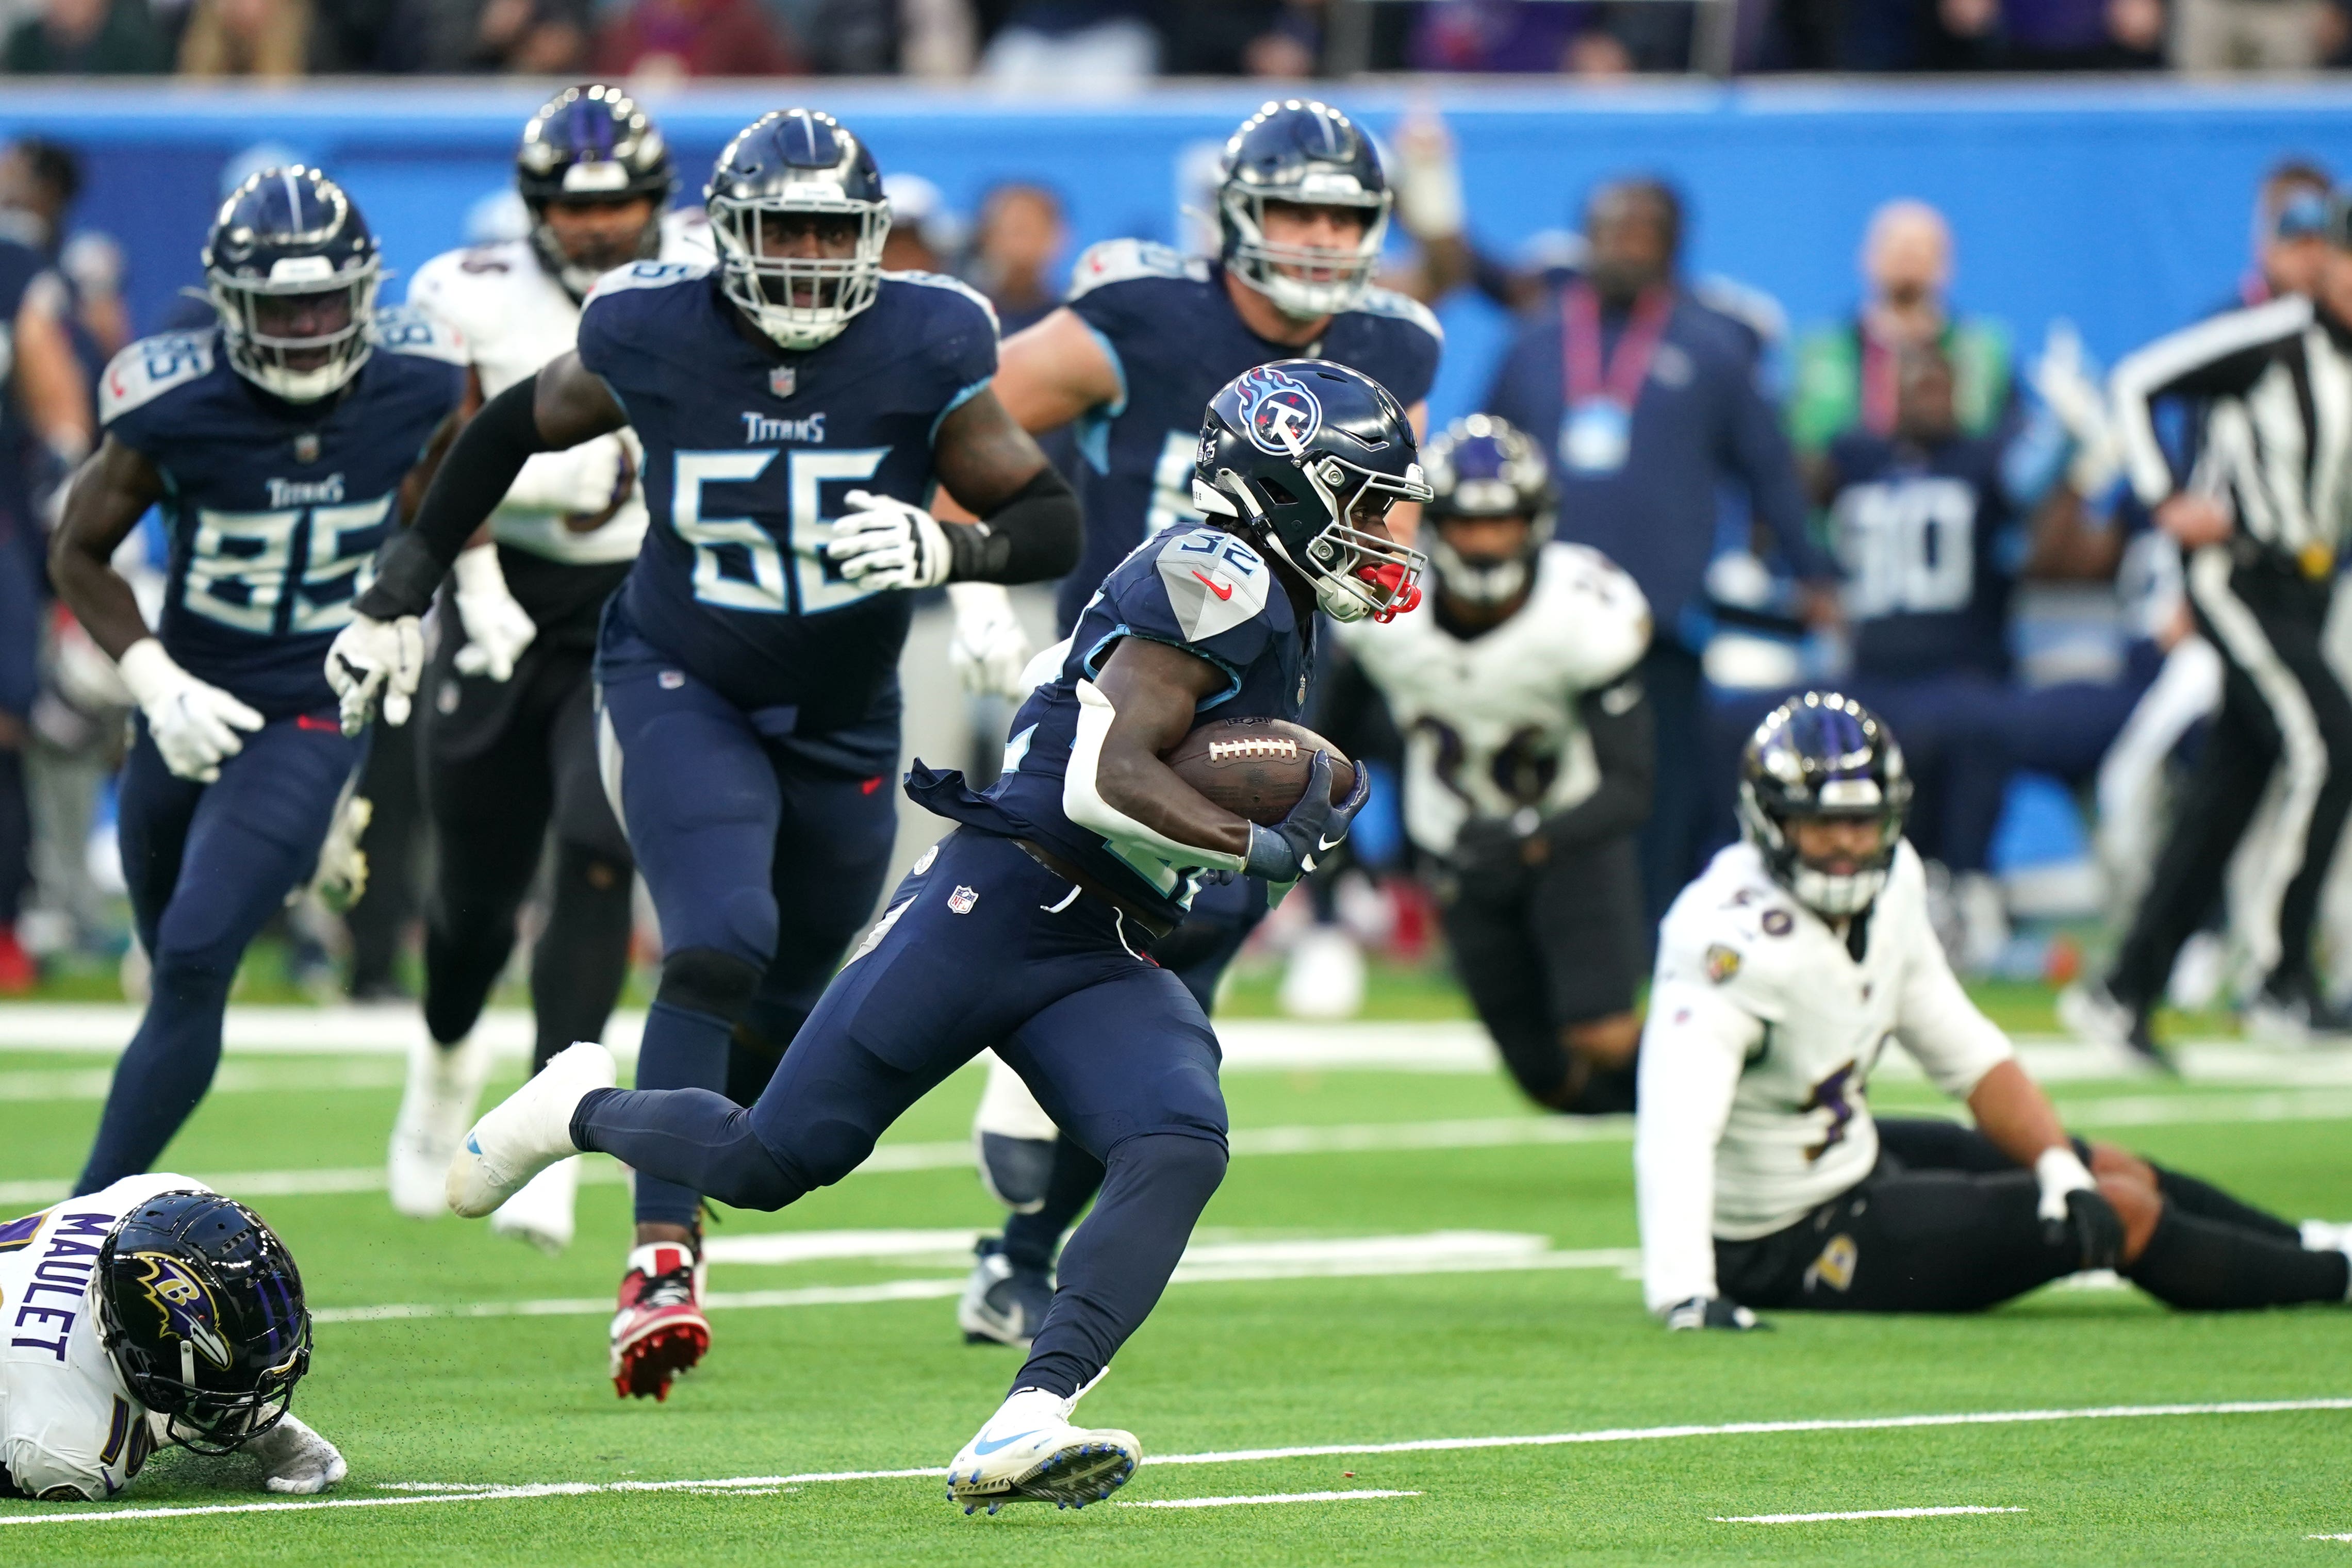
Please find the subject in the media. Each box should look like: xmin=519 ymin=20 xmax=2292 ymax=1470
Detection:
xmin=2031 ymin=320 xmax=2120 ymax=496
xmin=242 ymin=1412 xmax=348 ymax=1495
xmin=946 ymin=582 xmax=1033 ymax=698
xmin=296 ymin=790 xmax=372 ymax=913
xmin=450 ymin=544 xmax=537 ymax=682
xmin=325 ymin=613 xmax=424 ymax=735
xmin=826 ymin=489 xmax=953 ymax=592
xmin=501 ymin=434 xmax=629 ymax=517
xmin=117 ymin=638 xmax=264 ymax=784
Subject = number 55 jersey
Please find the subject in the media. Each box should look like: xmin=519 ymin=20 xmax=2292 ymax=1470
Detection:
xmin=98 ymin=310 xmax=468 ymax=718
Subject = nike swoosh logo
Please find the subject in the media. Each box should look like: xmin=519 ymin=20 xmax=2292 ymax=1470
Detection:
xmin=971 ymin=1429 xmax=1042 ymax=1456
xmin=1191 ymin=570 xmax=1233 ymax=602
xmin=1317 ymin=833 xmax=1345 ymax=851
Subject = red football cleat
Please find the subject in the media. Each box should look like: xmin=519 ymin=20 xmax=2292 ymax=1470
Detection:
xmin=610 ymin=1242 xmax=709 ymax=1401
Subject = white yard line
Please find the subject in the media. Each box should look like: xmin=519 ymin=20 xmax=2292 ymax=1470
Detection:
xmin=13 ymin=1085 xmax=2352 ymax=1210
xmin=1716 ymin=1505 xmax=2025 ymax=1523
xmin=7 ymin=1398 xmax=2346 ymax=1528
xmin=1119 ymin=1489 xmax=1422 ymax=1509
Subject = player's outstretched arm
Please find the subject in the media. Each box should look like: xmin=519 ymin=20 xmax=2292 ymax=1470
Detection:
xmin=1966 ymin=1060 xmax=2125 ymax=1269
xmin=993 ymin=307 xmax=1124 ymax=434
xmin=1633 ymin=984 xmax=1758 ymax=1327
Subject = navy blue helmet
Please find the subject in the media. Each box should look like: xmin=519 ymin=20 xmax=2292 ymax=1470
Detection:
xmin=1217 ymin=100 xmax=1392 ymax=321
xmin=202 ymin=166 xmax=380 ymax=403
xmin=517 ymin=82 xmax=674 ymax=299
xmin=95 ymin=1191 xmax=311 ymax=1456
xmin=1193 ymin=359 xmax=1430 ymax=624
xmin=1738 ymin=691 xmax=1914 ymax=917
xmin=1422 ymin=414 xmax=1554 ymax=607
xmin=705 ymin=108 xmax=889 ymax=351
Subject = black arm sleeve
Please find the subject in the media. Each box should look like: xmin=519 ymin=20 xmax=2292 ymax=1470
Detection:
xmin=1539 ymin=678 xmax=1656 ymax=854
xmin=944 ymin=463 xmax=1082 ymax=585
xmin=353 ymin=374 xmax=551 ymax=620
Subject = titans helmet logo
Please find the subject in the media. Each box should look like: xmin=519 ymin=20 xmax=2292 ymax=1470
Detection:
xmin=130 ymin=1253 xmax=233 ymax=1371
xmin=1236 ymin=366 xmax=1322 ymax=457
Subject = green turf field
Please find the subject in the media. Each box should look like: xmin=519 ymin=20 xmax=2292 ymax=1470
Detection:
xmin=5 ymin=1008 xmax=2351 ymax=1564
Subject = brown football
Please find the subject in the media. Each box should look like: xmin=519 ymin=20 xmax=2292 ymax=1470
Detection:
xmin=1161 ymin=718 xmax=1355 ymax=827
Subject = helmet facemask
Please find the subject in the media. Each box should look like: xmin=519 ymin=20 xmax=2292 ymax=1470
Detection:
xmin=710 ymin=196 xmax=889 ymax=351
xmin=1222 ymin=188 xmax=1391 ymax=320
xmin=1429 ymin=515 xmax=1538 ymax=608
xmin=531 ymin=194 xmax=664 ymax=300
xmin=1197 ymin=448 xmax=1430 ymax=623
xmin=209 ymin=258 xmax=379 ymax=404
xmin=1738 ymin=757 xmax=1912 ymax=918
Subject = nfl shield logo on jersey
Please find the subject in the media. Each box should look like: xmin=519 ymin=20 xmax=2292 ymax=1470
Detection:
xmin=947 ymin=885 xmax=978 ymax=915
xmin=768 ymin=365 xmax=796 ymax=399
xmin=293 ymin=433 xmax=321 ymax=464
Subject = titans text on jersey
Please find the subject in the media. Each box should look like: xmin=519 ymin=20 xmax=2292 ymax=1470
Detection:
xmin=98 ymin=309 xmax=466 ymax=718
xmin=1056 ymin=239 xmax=1439 ymax=631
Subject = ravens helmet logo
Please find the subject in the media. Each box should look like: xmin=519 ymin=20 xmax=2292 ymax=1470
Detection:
xmin=130 ymin=1252 xmax=234 ymax=1371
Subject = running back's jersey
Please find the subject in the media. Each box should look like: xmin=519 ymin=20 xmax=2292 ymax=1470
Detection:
xmin=0 ymin=1174 xmax=205 ymax=1500
xmin=406 ymin=211 xmax=712 ymax=574
xmin=1635 ymin=841 xmax=2012 ymax=1306
xmin=1334 ymin=543 xmax=1649 ymax=856
xmin=910 ymin=520 xmax=1311 ymax=927
xmin=1827 ymin=430 xmax=2019 ymax=681
xmin=99 ymin=314 xmax=468 ymax=717
xmin=1058 ymin=241 xmax=1441 ymax=632
xmin=577 ymin=262 xmax=996 ymax=729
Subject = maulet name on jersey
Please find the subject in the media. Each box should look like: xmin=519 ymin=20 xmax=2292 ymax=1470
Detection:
xmin=740 ymin=411 xmax=826 ymax=444
xmin=7 ymin=1210 xmax=112 ymax=1362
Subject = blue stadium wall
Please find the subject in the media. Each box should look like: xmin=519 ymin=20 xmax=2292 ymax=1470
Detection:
xmin=6 ymin=80 xmax=2352 ymax=418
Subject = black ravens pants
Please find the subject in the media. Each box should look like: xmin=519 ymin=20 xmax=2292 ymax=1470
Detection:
xmin=2110 ymin=546 xmax=2352 ymax=1009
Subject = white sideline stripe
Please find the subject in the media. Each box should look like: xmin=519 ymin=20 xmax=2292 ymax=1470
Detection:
xmin=2312 ymin=1532 xmax=2352 ymax=1541
xmin=1716 ymin=1505 xmax=2025 ymax=1524
xmin=9 ymin=1399 xmax=2347 ymax=1529
xmin=1119 ymin=1489 xmax=1422 ymax=1509
xmin=15 ymin=1086 xmax=2352 ymax=1210
xmin=0 ymin=1060 xmax=407 ymax=1103
xmin=311 ymin=1240 xmax=1643 ymax=1324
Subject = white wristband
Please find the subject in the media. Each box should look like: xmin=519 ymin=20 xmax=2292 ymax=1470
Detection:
xmin=2035 ymin=1146 xmax=2095 ymax=1197
xmin=114 ymin=636 xmax=180 ymax=711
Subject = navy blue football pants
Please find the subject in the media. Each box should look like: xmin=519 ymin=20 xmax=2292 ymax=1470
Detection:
xmin=76 ymin=714 xmax=359 ymax=1194
xmin=575 ymin=828 xmax=1231 ymax=1398
xmin=596 ymin=643 xmax=897 ymax=1228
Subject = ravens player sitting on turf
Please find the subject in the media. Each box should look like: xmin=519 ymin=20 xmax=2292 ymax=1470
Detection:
xmin=48 ymin=167 xmax=464 ymax=1200
xmin=441 ymin=360 xmax=1426 ymax=1513
xmin=2 ymin=1179 xmax=341 ymax=1500
xmin=951 ymin=98 xmax=1444 ymax=1351
xmin=327 ymin=109 xmax=1081 ymax=1402
xmin=1637 ymin=692 xmax=2352 ymax=1328
xmin=1337 ymin=414 xmax=1652 ymax=1115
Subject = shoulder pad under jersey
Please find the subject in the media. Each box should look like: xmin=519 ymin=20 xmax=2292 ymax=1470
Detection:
xmin=369 ymin=303 xmax=469 ymax=365
xmin=1540 ymin=543 xmax=1652 ymax=688
xmin=584 ymin=257 xmax=713 ymax=305
xmin=1348 ymin=284 xmax=1445 ymax=348
xmin=883 ymin=268 xmax=1002 ymax=336
xmin=98 ymin=332 xmax=214 ymax=425
xmin=1067 ymin=238 xmax=1208 ymax=301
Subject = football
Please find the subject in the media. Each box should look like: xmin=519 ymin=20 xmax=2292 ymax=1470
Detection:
xmin=1161 ymin=718 xmax=1356 ymax=826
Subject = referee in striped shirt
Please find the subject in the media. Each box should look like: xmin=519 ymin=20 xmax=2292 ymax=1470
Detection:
xmin=2067 ymin=194 xmax=2352 ymax=1057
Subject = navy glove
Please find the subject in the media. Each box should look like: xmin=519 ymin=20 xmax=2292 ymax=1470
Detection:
xmin=2050 ymin=1187 xmax=2125 ymax=1272
xmin=1242 ymin=752 xmax=1369 ymax=883
xmin=1663 ymin=1295 xmax=1766 ymax=1331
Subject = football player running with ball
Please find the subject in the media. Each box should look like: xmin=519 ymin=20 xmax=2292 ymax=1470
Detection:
xmin=441 ymin=360 xmax=1427 ymax=1512
xmin=949 ymin=97 xmax=1442 ymax=1348
xmin=1336 ymin=415 xmax=1652 ymax=1115
xmin=2 ymin=1180 xmax=341 ymax=1501
xmin=51 ymin=169 xmax=464 ymax=1199
xmin=327 ymin=109 xmax=1081 ymax=1402
xmin=385 ymin=85 xmax=712 ymax=1255
xmin=1637 ymin=692 xmax=2352 ymax=1329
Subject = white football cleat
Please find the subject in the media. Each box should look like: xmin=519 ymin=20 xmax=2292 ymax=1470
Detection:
xmin=387 ymin=1030 xmax=492 ymax=1219
xmin=946 ymin=1382 xmax=1139 ymax=1515
xmin=1278 ymin=923 xmax=1364 ymax=1020
xmin=446 ymin=1042 xmax=615 ymax=1218
xmin=489 ymin=1154 xmax=580 ymax=1255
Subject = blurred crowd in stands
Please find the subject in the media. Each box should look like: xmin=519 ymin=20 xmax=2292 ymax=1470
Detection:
xmin=2 ymin=0 xmax=2346 ymax=83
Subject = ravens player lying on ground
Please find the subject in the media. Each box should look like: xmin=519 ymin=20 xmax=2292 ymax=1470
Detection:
xmin=50 ymin=168 xmax=464 ymax=1199
xmin=441 ymin=360 xmax=1427 ymax=1512
xmin=949 ymin=97 xmax=1443 ymax=1350
xmin=1338 ymin=414 xmax=1652 ymax=1115
xmin=327 ymin=108 xmax=1081 ymax=1401
xmin=386 ymin=84 xmax=712 ymax=1258
xmin=2 ymin=1179 xmax=341 ymax=1500
xmin=1637 ymin=692 xmax=2352 ymax=1329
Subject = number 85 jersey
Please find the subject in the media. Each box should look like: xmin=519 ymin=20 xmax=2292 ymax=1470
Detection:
xmin=98 ymin=311 xmax=467 ymax=718
xmin=579 ymin=260 xmax=997 ymax=728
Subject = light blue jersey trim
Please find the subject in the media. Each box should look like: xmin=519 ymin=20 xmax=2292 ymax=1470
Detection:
xmin=1081 ymin=623 xmax=1244 ymax=709
xmin=929 ymin=377 xmax=991 ymax=446
xmin=1074 ymin=321 xmax=1128 ymax=474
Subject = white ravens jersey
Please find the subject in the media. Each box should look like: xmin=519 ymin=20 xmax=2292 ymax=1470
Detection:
xmin=405 ymin=208 xmax=712 ymax=566
xmin=1334 ymin=542 xmax=1649 ymax=855
xmin=0 ymin=1174 xmax=204 ymax=1499
xmin=1633 ymin=842 xmax=2013 ymax=1310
